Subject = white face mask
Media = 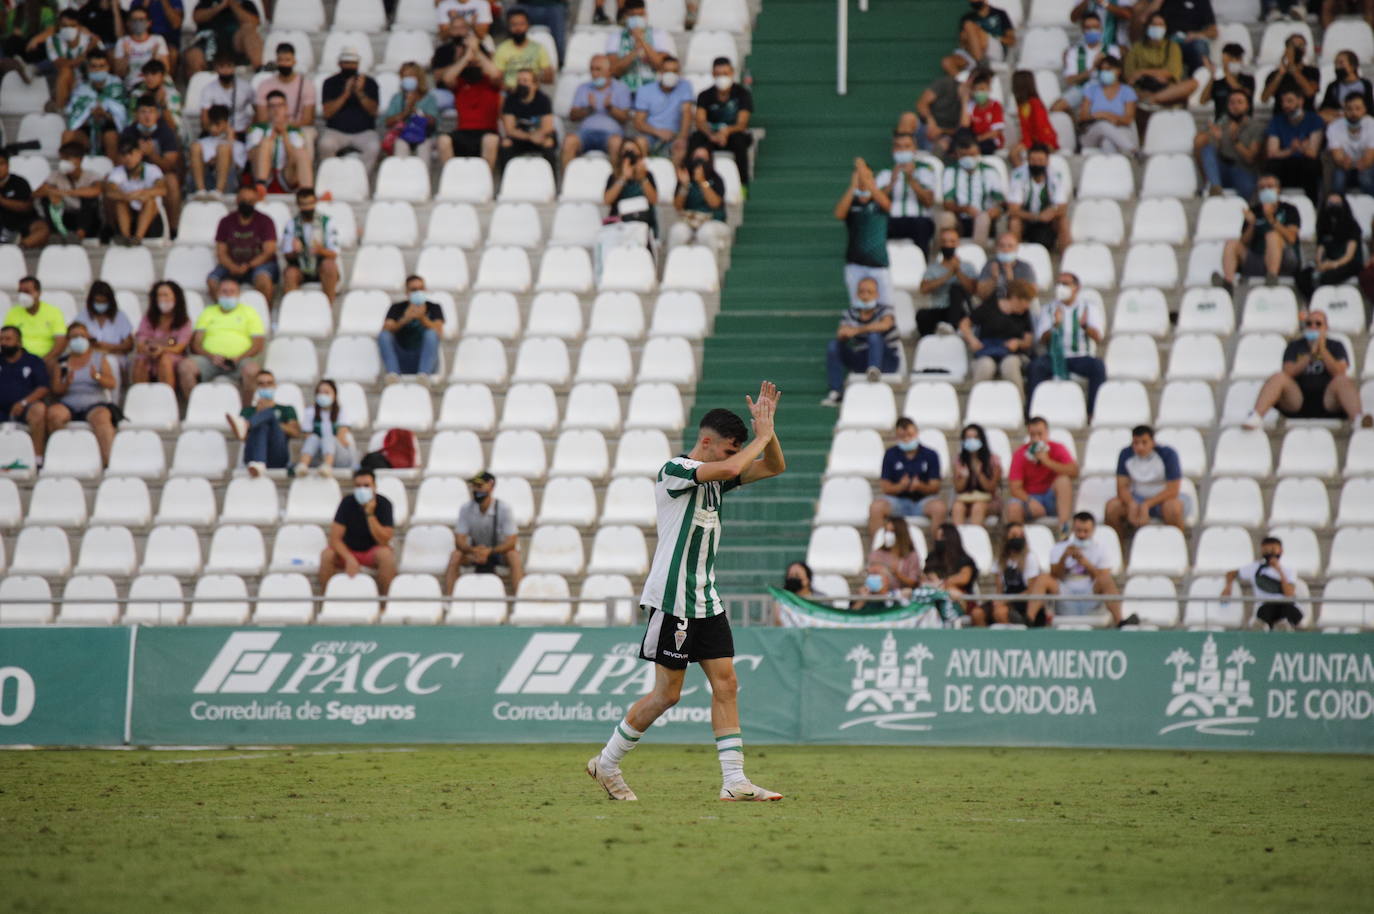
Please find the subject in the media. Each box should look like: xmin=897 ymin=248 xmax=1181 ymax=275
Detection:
xmin=157 ymin=296 xmax=175 ymax=313
xmin=354 ymin=486 xmax=374 ymax=505
xmin=882 ymin=530 xmax=897 ymax=548
xmin=16 ymin=293 xmax=33 ymax=308
xmin=714 ymin=75 xmax=734 ymax=92
xmin=60 ymin=26 xmax=78 ymax=44
xmin=1054 ymin=283 xmax=1073 ymax=301
xmin=68 ymin=336 xmax=89 ymax=355
xmin=893 ymin=150 xmax=915 ymax=164
xmin=660 ymin=71 xmax=680 ymax=89
xmin=58 ymin=159 xmax=77 ymax=175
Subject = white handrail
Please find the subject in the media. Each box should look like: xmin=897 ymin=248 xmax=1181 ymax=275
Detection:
xmin=837 ymin=0 xmax=871 ymax=96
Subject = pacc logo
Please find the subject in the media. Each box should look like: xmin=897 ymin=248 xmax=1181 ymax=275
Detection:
xmin=496 ymin=633 xmax=763 ymax=696
xmin=194 ymin=632 xmax=463 ymax=695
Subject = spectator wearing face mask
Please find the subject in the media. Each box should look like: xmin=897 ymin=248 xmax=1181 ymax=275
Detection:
xmin=42 ymin=320 xmax=120 ymax=467
xmin=280 ymin=187 xmax=340 ymax=305
xmin=383 ymin=62 xmax=440 ymax=163
xmin=33 ymin=142 xmax=103 ymax=245
xmin=61 ymin=48 xmax=126 ymax=160
xmin=692 ymin=57 xmax=754 ymax=188
xmin=781 ymin=561 xmax=821 ymax=599
xmin=322 ymin=468 xmax=397 ymax=596
xmin=77 ymin=280 xmax=133 ymax=376
xmin=0 ymin=324 xmax=51 ymax=467
xmin=1009 ymin=70 xmax=1058 ymax=163
xmin=960 ymin=279 xmax=1035 ymax=397
xmin=227 ymin=368 xmax=299 ymax=477
xmin=1124 ymin=12 xmax=1198 ymax=108
xmin=563 ymin=54 xmax=632 ymax=171
xmin=918 ymin=227 xmax=978 ymax=336
xmin=1222 ymin=536 xmax=1301 ymax=630
xmin=26 ymin=10 xmax=94 ymax=112
xmin=185 ymin=0 xmax=264 ymax=74
xmin=959 ymin=69 xmax=1004 ymax=154
xmin=318 ymin=48 xmax=381 ymax=173
xmin=605 ymin=137 xmax=659 ymax=238
xmin=190 ymin=104 xmax=246 ymax=198
xmin=199 ymin=52 xmax=255 ymax=137
xmin=209 ymin=188 xmax=279 ymax=304
xmin=178 ymin=275 xmax=265 ymax=405
xmin=905 ymin=63 xmax=967 ymax=155
xmin=128 ymin=59 xmax=182 ymax=133
xmin=605 ymin=0 xmax=671 ymax=95
xmin=950 ymin=423 xmax=1003 ymax=526
xmin=1151 ymin=0 xmax=1218 ymax=74
xmin=1196 ymin=90 xmax=1263 ymax=199
xmin=1326 ymin=94 xmax=1374 ymax=196
xmin=835 ymin=157 xmax=893 ymax=308
xmin=632 ymin=56 xmax=695 ymax=160
xmin=1054 ymin=12 xmax=1120 ymax=116
xmin=1319 ymin=51 xmax=1374 ymax=123
xmin=118 ymin=94 xmax=182 ymax=238
xmin=1211 ymin=173 xmax=1302 ymax=293
xmin=1297 ymin=193 xmax=1362 ymax=300
xmin=499 ymin=68 xmax=558 ymax=171
xmin=434 ymin=18 xmax=504 ymax=174
xmin=104 ymin=137 xmax=168 ymax=246
xmin=1242 ymin=307 xmax=1370 ymax=429
xmin=1007 ymin=145 xmax=1068 ymax=252
xmin=986 ymin=522 xmax=1049 ymax=626
xmin=1006 ymin=415 xmax=1078 ymax=532
xmin=868 ymin=416 xmax=947 ymax=537
xmin=874 ymin=132 xmax=937 ymax=250
xmin=1201 ymin=43 xmax=1255 ymax=123
xmin=1263 ymin=93 xmax=1326 ymax=205
xmin=380 ymin=275 xmax=445 ymax=385
xmin=132 ymin=280 xmax=193 ymax=387
xmin=975 ymin=232 xmax=1036 ymax=302
xmin=445 ymin=471 xmax=524 ymax=598
xmin=435 ymin=0 xmax=493 ymax=42
xmin=493 ymin=9 xmax=554 ymax=89
xmin=295 ymin=379 xmax=355 ymax=477
xmin=1077 ymin=55 xmax=1138 ymax=155
xmin=920 ymin=523 xmax=978 ymax=610
xmin=126 ymin=0 xmax=185 ymax=77
xmin=851 ymin=563 xmax=903 ymax=610
xmin=112 ymin=7 xmax=169 ymax=88
xmin=253 ymin=42 xmax=315 ymax=136
xmin=940 ymin=130 xmax=1004 ymax=245
xmin=1026 ymin=271 xmax=1107 ymax=419
xmin=1261 ymin=34 xmax=1319 ymax=111
xmin=5 ymin=276 xmax=67 ymax=377
xmin=669 ymin=147 xmax=730 ymax=254
xmin=819 ymin=277 xmax=899 ymax=407
xmin=1030 ymin=512 xmax=1132 ymax=627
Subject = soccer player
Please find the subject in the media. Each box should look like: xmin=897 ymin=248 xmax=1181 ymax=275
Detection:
xmin=587 ymin=382 xmax=786 ymax=801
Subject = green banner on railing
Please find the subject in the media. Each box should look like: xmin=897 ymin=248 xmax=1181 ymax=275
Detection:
xmin=0 ymin=627 xmax=130 ymax=746
xmin=3 ymin=626 xmax=1372 ymax=753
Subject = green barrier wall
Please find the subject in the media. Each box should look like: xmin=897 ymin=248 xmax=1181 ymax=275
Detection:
xmin=3 ymin=627 xmax=1372 ymax=753
xmin=0 ymin=627 xmax=130 ymax=745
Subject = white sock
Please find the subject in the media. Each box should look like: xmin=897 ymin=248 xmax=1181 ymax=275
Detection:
xmin=716 ymin=730 xmax=745 ymax=785
xmin=598 ymin=718 xmax=643 ymax=771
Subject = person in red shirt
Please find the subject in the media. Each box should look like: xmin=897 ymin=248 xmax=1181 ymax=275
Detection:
xmin=1005 ymin=415 xmax=1078 ymax=532
xmin=435 ymin=24 xmax=505 ymax=176
xmin=960 ymin=69 xmax=1005 ymax=154
xmin=1010 ymin=69 xmax=1058 ymax=165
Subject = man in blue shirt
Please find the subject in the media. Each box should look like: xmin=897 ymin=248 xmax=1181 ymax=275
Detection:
xmin=0 ymin=325 xmax=51 ymax=467
xmin=1264 ymin=88 xmax=1324 ymax=203
xmin=632 ymin=56 xmax=695 ymax=160
xmin=561 ymin=54 xmax=632 ymax=170
xmin=820 ymin=277 xmax=899 ymax=407
xmin=868 ymin=416 xmax=947 ymax=537
xmin=1104 ymin=425 xmax=1188 ymax=538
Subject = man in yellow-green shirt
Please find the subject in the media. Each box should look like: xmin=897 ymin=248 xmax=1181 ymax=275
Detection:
xmin=3 ymin=276 xmax=68 ymax=376
xmin=177 ymin=276 xmax=265 ymax=405
xmin=492 ymin=9 xmax=554 ymax=90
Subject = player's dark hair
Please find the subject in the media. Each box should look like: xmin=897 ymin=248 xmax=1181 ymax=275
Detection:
xmin=1131 ymin=425 xmax=1154 ymax=439
xmin=700 ymin=408 xmax=748 ymax=445
xmin=1072 ymin=511 xmax=1095 ymax=525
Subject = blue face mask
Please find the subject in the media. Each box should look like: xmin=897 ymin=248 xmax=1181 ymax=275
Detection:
xmin=959 ymin=155 xmax=979 ymax=171
xmin=257 ymin=387 xmax=275 ymax=401
xmin=88 ymin=70 xmax=110 ymax=86
xmin=1258 ymin=188 xmax=1279 ymax=204
xmin=897 ymin=437 xmax=920 ymax=452
xmin=1083 ymin=30 xmax=1102 ymax=45
xmin=92 ymin=300 xmax=110 ymax=313
xmin=962 ymin=438 xmax=982 ymax=452
xmin=1147 ymin=24 xmax=1166 ymax=41
xmin=400 ymin=75 xmax=418 ymax=92
xmin=865 ymin=573 xmax=885 ymax=593
xmin=218 ymin=296 xmax=236 ymax=310
xmin=1304 ymin=329 xmax=1320 ymax=342
xmin=354 ymin=486 xmax=374 ymax=505
xmin=1099 ymin=69 xmax=1117 ymax=86
xmin=996 ymin=251 xmax=1016 ymax=264
xmin=626 ymin=15 xmax=647 ymax=29
xmin=408 ymin=290 xmax=427 ymax=306
xmin=137 ymin=121 xmax=156 ymax=134
xmin=591 ymin=76 xmax=608 ymax=88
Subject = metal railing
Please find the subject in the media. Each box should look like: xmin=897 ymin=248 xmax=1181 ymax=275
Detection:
xmin=836 ymin=0 xmax=870 ymax=96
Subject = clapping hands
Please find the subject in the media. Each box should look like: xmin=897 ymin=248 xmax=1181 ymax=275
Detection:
xmin=746 ymin=380 xmax=780 ymax=441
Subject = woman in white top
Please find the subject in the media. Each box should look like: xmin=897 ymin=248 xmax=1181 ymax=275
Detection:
xmin=294 ymin=379 xmax=355 ymax=475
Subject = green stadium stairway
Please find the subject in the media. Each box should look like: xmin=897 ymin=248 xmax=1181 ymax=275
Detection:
xmin=692 ymin=0 xmax=959 ymax=594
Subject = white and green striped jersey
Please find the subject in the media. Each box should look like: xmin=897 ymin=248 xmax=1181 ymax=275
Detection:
xmin=640 ymin=456 xmax=742 ymax=618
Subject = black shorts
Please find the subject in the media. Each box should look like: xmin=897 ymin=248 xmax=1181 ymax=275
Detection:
xmin=638 ymin=607 xmax=734 ymax=670
xmin=450 ymin=129 xmax=496 ymax=158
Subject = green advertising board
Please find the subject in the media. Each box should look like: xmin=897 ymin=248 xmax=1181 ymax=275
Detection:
xmin=4 ymin=626 xmax=1372 ymax=753
xmin=0 ymin=627 xmax=130 ymax=746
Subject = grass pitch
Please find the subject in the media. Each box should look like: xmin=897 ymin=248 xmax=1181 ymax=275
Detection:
xmin=1 ymin=745 xmax=1370 ymax=914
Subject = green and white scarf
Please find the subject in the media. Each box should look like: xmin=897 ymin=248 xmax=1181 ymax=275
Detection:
xmin=617 ymin=27 xmax=654 ymax=91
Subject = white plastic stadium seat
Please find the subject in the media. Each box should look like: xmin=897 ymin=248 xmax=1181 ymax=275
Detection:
xmin=1078 ymin=155 xmax=1134 ymax=201
xmin=1122 ymin=575 xmax=1180 ymax=627
xmin=1127 ymin=527 xmax=1189 ymax=577
xmin=1129 ymin=198 xmax=1188 ymax=245
xmin=438 ymin=158 xmax=494 ymax=203
xmin=836 ymin=382 xmax=896 ymax=430
xmin=806 ymin=525 xmax=864 ymax=575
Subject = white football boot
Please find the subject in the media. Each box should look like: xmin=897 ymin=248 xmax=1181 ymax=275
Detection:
xmin=586 ymin=755 xmax=638 ymax=801
xmin=719 ymin=781 xmax=783 ymax=801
